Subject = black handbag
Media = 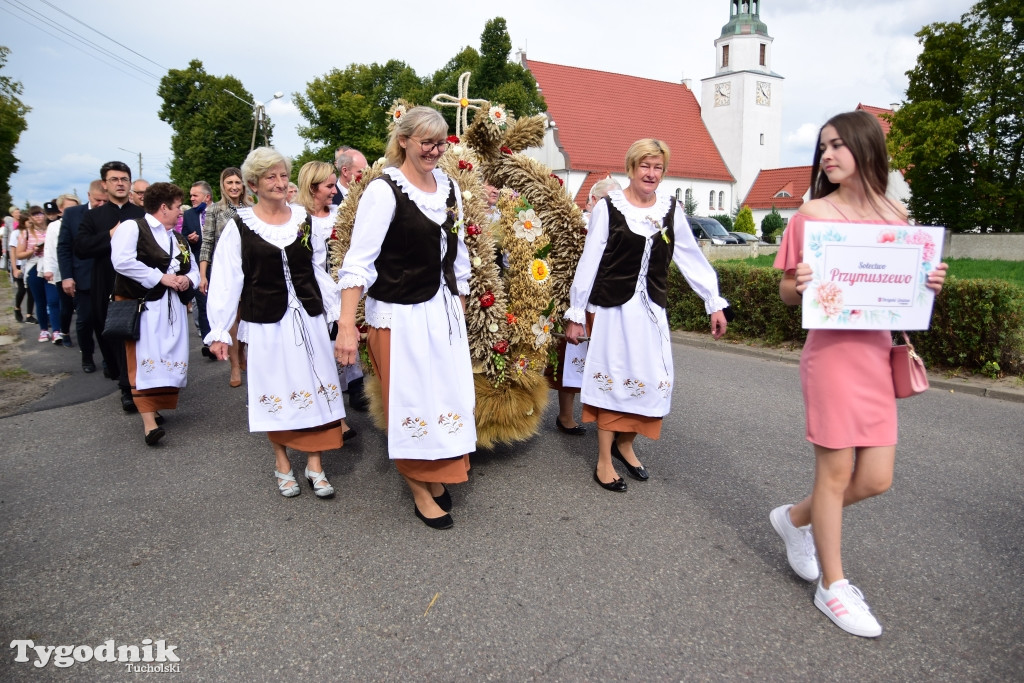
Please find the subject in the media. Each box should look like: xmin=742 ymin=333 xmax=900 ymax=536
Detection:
xmin=102 ymin=297 xmax=147 ymax=341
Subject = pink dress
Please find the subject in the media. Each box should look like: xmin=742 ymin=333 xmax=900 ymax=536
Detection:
xmin=774 ymin=213 xmax=897 ymax=449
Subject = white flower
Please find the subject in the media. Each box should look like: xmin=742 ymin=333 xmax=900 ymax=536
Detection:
xmin=451 ymin=144 xmax=464 ymax=156
xmin=487 ymin=323 xmax=499 ymax=333
xmin=472 ymin=256 xmax=482 ymax=267
xmin=513 ymin=209 xmax=543 ymax=243
xmin=463 ymin=190 xmax=473 ymax=202
xmin=531 ymin=315 xmax=552 ymax=349
xmin=488 ymin=106 xmax=508 ymax=127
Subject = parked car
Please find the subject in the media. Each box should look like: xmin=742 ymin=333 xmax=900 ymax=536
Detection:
xmin=688 ymin=216 xmax=740 ymax=245
xmin=730 ymin=231 xmax=768 ymax=245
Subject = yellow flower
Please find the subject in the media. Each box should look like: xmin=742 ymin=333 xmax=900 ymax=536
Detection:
xmin=530 ymin=258 xmax=550 ymax=283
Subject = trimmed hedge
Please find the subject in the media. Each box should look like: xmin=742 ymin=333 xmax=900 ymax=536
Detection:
xmin=668 ymin=263 xmax=1024 ymax=376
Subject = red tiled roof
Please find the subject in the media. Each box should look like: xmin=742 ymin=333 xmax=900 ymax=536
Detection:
xmin=525 ymin=59 xmax=734 ymax=184
xmin=742 ymin=166 xmax=813 ymax=209
xmin=856 ymin=103 xmax=893 ymax=136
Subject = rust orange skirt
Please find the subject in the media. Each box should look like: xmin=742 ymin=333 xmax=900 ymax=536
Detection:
xmin=581 ymin=404 xmax=662 ymax=440
xmin=125 ymin=339 xmax=179 ymax=413
xmin=367 ymin=326 xmax=470 ymax=484
xmin=267 ymin=421 xmax=343 ymax=452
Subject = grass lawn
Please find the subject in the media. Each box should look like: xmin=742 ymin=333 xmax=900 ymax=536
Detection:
xmin=735 ymin=255 xmax=1024 ymax=288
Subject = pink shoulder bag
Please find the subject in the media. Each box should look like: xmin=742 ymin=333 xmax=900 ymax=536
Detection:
xmin=891 ymin=332 xmax=929 ymax=398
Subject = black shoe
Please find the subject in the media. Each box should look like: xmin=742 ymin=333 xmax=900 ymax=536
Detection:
xmin=121 ymin=393 xmax=138 ymax=413
xmin=25 ymin=315 xmax=37 ymax=324
xmin=154 ymin=413 xmax=165 ymax=426
xmin=593 ymin=468 xmax=627 ymax=492
xmin=555 ymin=417 xmax=586 ymax=436
xmin=102 ymin=362 xmax=118 ymax=380
xmin=13 ymin=310 xmax=22 ymax=323
xmin=611 ymin=441 xmax=649 ymax=481
xmin=342 ymin=427 xmax=357 ymax=441
xmin=144 ymin=427 xmax=165 ymax=446
xmin=201 ymin=345 xmax=215 ymax=360
xmin=414 ymin=505 xmax=453 ymax=529
xmin=62 ymin=337 xmax=73 ymax=348
xmin=82 ymin=358 xmax=97 ymax=373
xmin=433 ymin=485 xmax=452 ymax=512
xmin=346 ymin=378 xmax=369 ymax=412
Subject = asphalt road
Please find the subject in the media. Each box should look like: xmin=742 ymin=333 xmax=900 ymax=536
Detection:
xmin=1 ymin=328 xmax=1022 ymax=680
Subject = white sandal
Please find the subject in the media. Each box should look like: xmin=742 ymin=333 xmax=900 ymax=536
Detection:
xmin=274 ymin=469 xmax=300 ymax=497
xmin=304 ymin=467 xmax=335 ymax=498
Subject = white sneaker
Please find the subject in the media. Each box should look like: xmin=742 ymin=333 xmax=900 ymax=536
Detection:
xmin=770 ymin=504 xmax=819 ymax=581
xmin=815 ymin=579 xmax=883 ymax=638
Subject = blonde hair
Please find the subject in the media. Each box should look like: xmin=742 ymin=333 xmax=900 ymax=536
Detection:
xmin=56 ymin=193 xmax=80 ymax=210
xmin=296 ymin=161 xmax=334 ymax=213
xmin=384 ymin=106 xmax=448 ymax=168
xmin=241 ymin=147 xmax=292 ymax=189
xmin=625 ymin=139 xmax=670 ymax=175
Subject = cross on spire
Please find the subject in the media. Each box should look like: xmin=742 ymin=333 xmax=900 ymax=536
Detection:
xmin=431 ymin=71 xmax=489 ymax=136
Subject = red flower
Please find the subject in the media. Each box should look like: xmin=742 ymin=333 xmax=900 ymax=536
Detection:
xmin=479 ymin=291 xmax=495 ymax=308
xmin=506 ymin=312 xmax=517 ymax=325
xmin=550 ymin=173 xmax=564 ymax=186
xmin=500 ymin=146 xmax=513 ymax=155
xmin=329 ymin=228 xmax=338 ymax=241
xmin=447 ymin=135 xmax=460 ymax=143
xmin=466 ymin=224 xmax=481 ymax=236
xmin=492 ymin=340 xmax=509 ymax=354
xmin=458 ymin=160 xmax=473 ymax=170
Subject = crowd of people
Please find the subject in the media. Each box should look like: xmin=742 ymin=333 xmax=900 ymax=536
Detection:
xmin=2 ymin=108 xmax=947 ymax=638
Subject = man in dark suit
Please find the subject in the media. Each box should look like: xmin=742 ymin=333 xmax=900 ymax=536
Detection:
xmin=58 ymin=180 xmax=107 ymax=372
xmin=330 ymin=146 xmax=367 ymax=206
xmin=181 ymin=180 xmax=211 ymax=354
xmin=74 ymin=161 xmax=145 ymax=412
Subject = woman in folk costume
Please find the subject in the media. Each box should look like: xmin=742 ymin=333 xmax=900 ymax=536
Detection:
xmin=295 ymin=159 xmax=358 ymax=441
xmin=336 ymin=106 xmax=476 ymax=530
xmin=110 ymin=182 xmax=199 ymax=446
xmin=565 ymin=139 xmax=729 ymax=492
xmin=206 ymin=147 xmax=346 ymax=499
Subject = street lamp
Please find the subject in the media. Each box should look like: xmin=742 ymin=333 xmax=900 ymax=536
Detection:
xmin=223 ymin=89 xmax=284 ymax=152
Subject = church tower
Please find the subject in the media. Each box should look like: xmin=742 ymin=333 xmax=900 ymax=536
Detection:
xmin=700 ymin=0 xmax=784 ymax=204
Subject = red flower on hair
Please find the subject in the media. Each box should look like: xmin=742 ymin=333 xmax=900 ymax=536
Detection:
xmin=550 ymin=174 xmax=564 ymax=186
xmin=466 ymin=224 xmax=481 ymax=236
xmin=447 ymin=135 xmax=460 ymax=144
xmin=492 ymin=340 xmax=509 ymax=354
xmin=458 ymin=160 xmax=473 ymax=171
xmin=479 ymin=291 xmax=495 ymax=308
xmin=500 ymin=146 xmax=513 ymax=155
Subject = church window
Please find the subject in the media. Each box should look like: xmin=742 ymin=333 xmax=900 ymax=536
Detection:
xmin=722 ymin=45 xmax=729 ymax=68
xmin=709 ymin=191 xmax=716 ymax=211
xmin=718 ymin=192 xmax=725 ymax=210
xmin=760 ymin=133 xmax=765 ymax=145
xmin=675 ymin=188 xmax=682 ymax=200
xmin=685 ymin=188 xmax=693 ymax=205
xmin=774 ymin=190 xmax=792 ymax=198
xmin=760 ymin=44 xmax=766 ymax=66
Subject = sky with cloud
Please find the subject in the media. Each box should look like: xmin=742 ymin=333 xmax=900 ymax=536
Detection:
xmin=1 ymin=0 xmax=977 ymax=205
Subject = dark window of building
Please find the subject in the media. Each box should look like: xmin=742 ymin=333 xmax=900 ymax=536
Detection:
xmin=760 ymin=44 xmax=766 ymax=66
xmin=722 ymin=45 xmax=730 ymax=68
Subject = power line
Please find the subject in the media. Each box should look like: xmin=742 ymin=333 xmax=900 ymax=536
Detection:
xmin=0 ymin=4 xmax=158 ymax=87
xmin=5 ymin=0 xmax=162 ymax=81
xmin=38 ymin=0 xmax=168 ymax=73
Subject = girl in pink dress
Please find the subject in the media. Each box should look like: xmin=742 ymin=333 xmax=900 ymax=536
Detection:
xmin=771 ymin=111 xmax=948 ymax=638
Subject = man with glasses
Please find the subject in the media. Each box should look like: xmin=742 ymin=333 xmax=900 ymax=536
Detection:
xmin=74 ymin=161 xmax=145 ymax=413
xmin=130 ymin=179 xmax=149 ymax=208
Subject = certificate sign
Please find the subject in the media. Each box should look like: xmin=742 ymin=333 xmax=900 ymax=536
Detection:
xmin=801 ymin=222 xmax=945 ymax=330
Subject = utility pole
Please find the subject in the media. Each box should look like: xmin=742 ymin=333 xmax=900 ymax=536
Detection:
xmin=118 ymin=147 xmax=142 ymax=178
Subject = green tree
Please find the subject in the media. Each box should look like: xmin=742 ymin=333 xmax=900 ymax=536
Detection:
xmin=158 ymin=60 xmax=270 ymax=191
xmin=683 ymin=189 xmax=699 ymax=216
xmin=428 ymin=17 xmax=546 ymax=130
xmin=293 ymin=60 xmax=427 ymax=171
xmin=0 ymin=46 xmax=30 ymax=211
xmin=760 ymin=206 xmax=784 ymax=243
xmin=889 ymin=0 xmax=1024 ymax=232
xmin=734 ymin=206 xmax=756 ymax=234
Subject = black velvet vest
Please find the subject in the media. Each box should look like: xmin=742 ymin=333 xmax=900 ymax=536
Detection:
xmin=238 ymin=212 xmax=324 ymax=324
xmin=366 ymin=174 xmax=459 ymax=305
xmin=588 ymin=197 xmax=676 ymax=309
xmin=113 ymin=219 xmax=193 ymax=304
